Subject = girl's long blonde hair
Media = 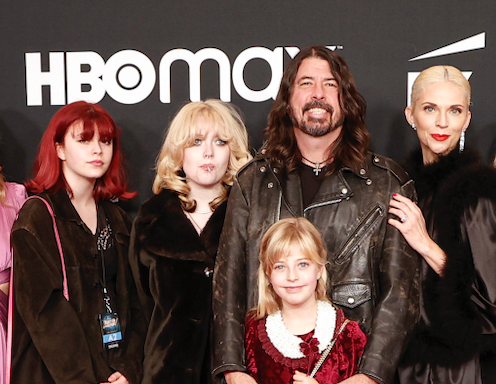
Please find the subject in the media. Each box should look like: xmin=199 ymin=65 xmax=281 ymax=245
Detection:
xmin=152 ymin=99 xmax=252 ymax=211
xmin=256 ymin=217 xmax=329 ymax=319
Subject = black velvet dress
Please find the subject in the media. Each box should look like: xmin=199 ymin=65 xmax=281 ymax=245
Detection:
xmin=396 ymin=149 xmax=496 ymax=384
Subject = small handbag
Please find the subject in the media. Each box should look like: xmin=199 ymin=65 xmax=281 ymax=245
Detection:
xmin=6 ymin=195 xmax=69 ymax=383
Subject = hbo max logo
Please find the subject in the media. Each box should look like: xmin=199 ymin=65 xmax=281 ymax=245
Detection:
xmin=25 ymin=46 xmax=340 ymax=106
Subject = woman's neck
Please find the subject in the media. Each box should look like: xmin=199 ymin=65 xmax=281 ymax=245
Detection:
xmin=65 ymin=174 xmax=98 ymax=234
xmin=183 ymin=182 xmax=222 ymax=235
xmin=422 ymin=150 xmax=439 ymax=165
xmin=187 ymin=182 xmax=223 ymax=212
xmin=281 ymin=298 xmax=318 ymax=335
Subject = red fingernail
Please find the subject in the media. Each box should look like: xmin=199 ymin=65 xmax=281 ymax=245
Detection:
xmin=393 ymin=193 xmax=397 ymax=197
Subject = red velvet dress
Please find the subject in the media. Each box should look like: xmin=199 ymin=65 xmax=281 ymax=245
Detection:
xmin=245 ymin=308 xmax=366 ymax=384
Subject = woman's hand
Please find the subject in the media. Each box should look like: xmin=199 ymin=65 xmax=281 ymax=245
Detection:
xmin=388 ymin=193 xmax=446 ymax=275
xmin=100 ymin=371 xmax=129 ymax=384
xmin=293 ymin=371 xmax=319 ymax=384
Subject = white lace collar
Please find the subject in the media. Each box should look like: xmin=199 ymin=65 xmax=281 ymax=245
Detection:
xmin=265 ymin=300 xmax=336 ymax=359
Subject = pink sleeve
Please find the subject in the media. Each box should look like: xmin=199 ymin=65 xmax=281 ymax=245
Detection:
xmin=0 ymin=183 xmax=27 ymax=273
xmin=7 ymin=183 xmax=27 ymax=211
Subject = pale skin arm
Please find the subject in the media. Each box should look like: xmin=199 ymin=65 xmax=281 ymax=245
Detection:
xmin=388 ymin=193 xmax=446 ymax=275
xmin=338 ymin=373 xmax=378 ymax=384
xmin=99 ymin=371 xmax=129 ymax=384
xmin=225 ymin=371 xmax=258 ymax=384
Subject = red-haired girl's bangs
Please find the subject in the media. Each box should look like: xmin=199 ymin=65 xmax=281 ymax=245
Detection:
xmin=79 ymin=110 xmax=118 ymax=143
xmin=26 ymin=101 xmax=135 ymax=201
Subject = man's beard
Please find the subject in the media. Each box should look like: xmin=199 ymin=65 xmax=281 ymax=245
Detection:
xmin=290 ymin=100 xmax=344 ymax=137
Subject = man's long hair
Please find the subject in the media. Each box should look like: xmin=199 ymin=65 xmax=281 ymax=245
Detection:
xmin=264 ymin=46 xmax=370 ymax=174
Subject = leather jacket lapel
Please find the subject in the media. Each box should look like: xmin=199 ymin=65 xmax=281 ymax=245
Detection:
xmin=306 ymin=169 xmax=353 ymax=211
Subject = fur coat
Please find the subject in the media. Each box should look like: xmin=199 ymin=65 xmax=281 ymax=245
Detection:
xmin=129 ymin=189 xmax=227 ymax=384
xmin=398 ymin=148 xmax=496 ymax=382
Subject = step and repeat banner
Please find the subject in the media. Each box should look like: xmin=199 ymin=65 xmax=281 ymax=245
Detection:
xmin=1 ymin=1 xmax=496 ymax=210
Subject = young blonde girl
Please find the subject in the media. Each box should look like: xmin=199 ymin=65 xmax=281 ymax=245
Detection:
xmin=245 ymin=217 xmax=366 ymax=384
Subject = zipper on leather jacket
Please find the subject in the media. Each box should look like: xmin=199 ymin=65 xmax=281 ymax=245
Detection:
xmin=276 ymin=190 xmax=282 ymax=221
xmin=304 ymin=197 xmax=345 ymax=212
xmin=334 ymin=205 xmax=384 ymax=264
xmin=268 ymin=164 xmax=299 ymax=217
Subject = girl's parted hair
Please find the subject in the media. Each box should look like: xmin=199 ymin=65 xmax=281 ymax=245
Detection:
xmin=410 ymin=65 xmax=471 ymax=108
xmin=256 ymin=217 xmax=329 ymax=319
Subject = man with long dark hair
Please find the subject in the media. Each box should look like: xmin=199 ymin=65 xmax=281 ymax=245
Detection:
xmin=212 ymin=46 xmax=419 ymax=384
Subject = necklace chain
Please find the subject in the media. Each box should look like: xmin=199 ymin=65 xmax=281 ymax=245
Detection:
xmin=301 ymin=155 xmax=333 ymax=176
xmin=185 ymin=210 xmax=212 ymax=234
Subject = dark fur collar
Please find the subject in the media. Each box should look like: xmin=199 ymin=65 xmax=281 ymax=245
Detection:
xmin=401 ymin=148 xmax=496 ymax=366
xmin=403 ymin=147 xmax=482 ymax=201
xmin=134 ymin=189 xmax=227 ymax=264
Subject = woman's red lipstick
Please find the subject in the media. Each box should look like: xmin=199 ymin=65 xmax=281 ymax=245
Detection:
xmin=431 ymin=134 xmax=450 ymax=141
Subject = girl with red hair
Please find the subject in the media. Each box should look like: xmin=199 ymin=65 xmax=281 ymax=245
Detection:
xmin=10 ymin=101 xmax=144 ymax=384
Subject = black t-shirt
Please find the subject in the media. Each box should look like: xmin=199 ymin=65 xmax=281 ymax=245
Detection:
xmin=299 ymin=162 xmax=328 ymax=208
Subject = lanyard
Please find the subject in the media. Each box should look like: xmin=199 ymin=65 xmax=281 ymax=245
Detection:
xmin=96 ymin=205 xmax=114 ymax=314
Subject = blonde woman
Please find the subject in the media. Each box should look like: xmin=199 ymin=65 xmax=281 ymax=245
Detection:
xmin=130 ymin=99 xmax=251 ymax=384
xmin=389 ymin=66 xmax=496 ymax=383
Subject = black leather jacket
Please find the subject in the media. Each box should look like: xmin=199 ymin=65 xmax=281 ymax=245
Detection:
xmin=212 ymin=151 xmax=420 ymax=384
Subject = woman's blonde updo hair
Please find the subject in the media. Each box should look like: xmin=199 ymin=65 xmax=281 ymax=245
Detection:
xmin=152 ymin=99 xmax=252 ymax=211
xmin=256 ymin=217 xmax=329 ymax=319
xmin=410 ymin=65 xmax=471 ymax=109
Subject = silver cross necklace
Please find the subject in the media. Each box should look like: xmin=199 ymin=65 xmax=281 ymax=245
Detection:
xmin=301 ymin=155 xmax=332 ymax=176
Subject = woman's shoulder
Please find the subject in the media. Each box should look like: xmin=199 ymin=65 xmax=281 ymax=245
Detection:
xmin=132 ymin=190 xmax=188 ymax=247
xmin=411 ymin=148 xmax=496 ymax=208
xmin=442 ymin=156 xmax=496 ymax=208
xmin=15 ymin=192 xmax=51 ymax=220
xmin=5 ymin=182 xmax=27 ymax=207
xmin=0 ymin=183 xmax=26 ymax=217
xmin=136 ymin=189 xmax=178 ymax=222
xmin=11 ymin=193 xmax=56 ymax=244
